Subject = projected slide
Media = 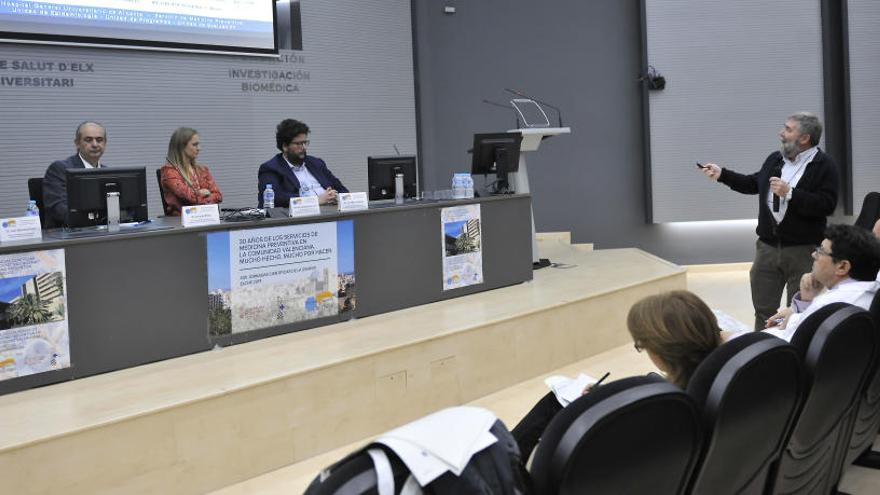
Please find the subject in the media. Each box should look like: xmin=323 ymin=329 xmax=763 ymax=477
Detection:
xmin=0 ymin=0 xmax=276 ymax=54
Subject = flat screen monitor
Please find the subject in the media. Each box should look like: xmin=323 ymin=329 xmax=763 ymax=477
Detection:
xmin=368 ymin=155 xmax=418 ymax=201
xmin=65 ymin=167 xmax=148 ymax=228
xmin=471 ymin=132 xmax=523 ymax=194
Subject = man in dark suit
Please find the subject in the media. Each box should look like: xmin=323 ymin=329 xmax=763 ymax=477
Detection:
xmin=43 ymin=121 xmax=107 ymax=227
xmin=257 ymin=119 xmax=348 ymax=208
xmin=700 ymin=112 xmax=839 ymax=330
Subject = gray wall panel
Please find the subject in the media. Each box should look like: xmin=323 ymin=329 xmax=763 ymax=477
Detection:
xmin=0 ymin=0 xmax=416 ymax=218
xmin=646 ymin=0 xmax=825 ymax=223
xmin=847 ymin=0 xmax=880 ymax=206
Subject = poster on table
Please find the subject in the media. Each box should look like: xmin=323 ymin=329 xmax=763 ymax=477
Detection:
xmin=441 ymin=204 xmax=484 ymax=291
xmin=206 ymin=220 xmax=355 ymax=336
xmin=0 ymin=249 xmax=70 ymax=382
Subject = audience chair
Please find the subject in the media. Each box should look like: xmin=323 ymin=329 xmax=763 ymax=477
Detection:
xmin=529 ymin=375 xmax=702 ymax=495
xmin=849 ymin=290 xmax=880 ymax=469
xmin=304 ymin=419 xmax=527 ymax=495
xmin=854 ymin=191 xmax=880 ymax=231
xmin=685 ymin=332 xmax=803 ymax=495
xmin=772 ymin=303 xmax=877 ymax=495
xmin=27 ymin=177 xmax=47 ymax=227
xmin=155 ymin=169 xmax=169 ymax=215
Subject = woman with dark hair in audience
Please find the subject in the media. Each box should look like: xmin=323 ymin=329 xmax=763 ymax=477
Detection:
xmin=159 ymin=127 xmax=222 ymax=216
xmin=512 ymin=290 xmax=723 ymax=460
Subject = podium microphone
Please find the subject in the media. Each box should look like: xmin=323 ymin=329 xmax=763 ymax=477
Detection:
xmin=503 ymin=88 xmax=563 ymax=127
xmin=772 ymin=164 xmax=782 ymax=212
xmin=481 ymin=98 xmax=521 ymax=128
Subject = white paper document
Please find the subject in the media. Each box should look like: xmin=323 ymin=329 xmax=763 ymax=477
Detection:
xmin=545 ymin=373 xmax=598 ymax=407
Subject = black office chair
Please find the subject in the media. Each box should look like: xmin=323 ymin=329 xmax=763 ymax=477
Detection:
xmin=849 ymin=290 xmax=880 ymax=469
xmin=529 ymin=375 xmax=702 ymax=495
xmin=155 ymin=168 xmax=169 ymax=216
xmin=854 ymin=191 xmax=880 ymax=231
xmin=771 ymin=303 xmax=877 ymax=495
xmin=305 ymin=418 xmax=528 ymax=494
xmin=27 ymin=177 xmax=47 ymax=227
xmin=685 ymin=332 xmax=803 ymax=495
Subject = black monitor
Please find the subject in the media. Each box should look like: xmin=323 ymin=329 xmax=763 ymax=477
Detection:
xmin=368 ymin=155 xmax=418 ymax=201
xmin=471 ymin=132 xmax=523 ymax=194
xmin=65 ymin=167 xmax=149 ymax=228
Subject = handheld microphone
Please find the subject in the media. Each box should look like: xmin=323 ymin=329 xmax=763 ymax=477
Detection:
xmin=481 ymin=98 xmax=521 ymax=128
xmin=772 ymin=163 xmax=783 ymax=212
xmin=503 ymin=88 xmax=563 ymax=127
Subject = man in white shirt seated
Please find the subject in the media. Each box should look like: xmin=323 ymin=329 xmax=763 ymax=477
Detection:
xmin=723 ymin=224 xmax=880 ymax=342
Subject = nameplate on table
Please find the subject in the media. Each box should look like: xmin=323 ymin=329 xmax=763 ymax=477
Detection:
xmin=0 ymin=216 xmax=42 ymax=243
xmin=182 ymin=204 xmax=220 ymax=227
xmin=337 ymin=192 xmax=369 ymax=212
xmin=288 ymin=196 xmax=321 ymax=217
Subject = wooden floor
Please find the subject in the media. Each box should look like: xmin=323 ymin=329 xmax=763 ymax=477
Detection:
xmin=0 ymin=239 xmax=685 ymax=494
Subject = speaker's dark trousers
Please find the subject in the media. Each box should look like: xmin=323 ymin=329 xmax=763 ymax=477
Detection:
xmin=750 ymin=240 xmax=814 ymax=330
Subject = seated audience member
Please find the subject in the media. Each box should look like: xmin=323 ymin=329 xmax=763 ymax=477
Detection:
xmin=724 ymin=223 xmax=880 ymax=343
xmin=257 ymin=118 xmax=348 ymax=207
xmin=512 ymin=290 xmax=722 ymax=460
xmin=43 ymin=121 xmax=107 ymax=227
xmin=159 ymin=127 xmax=222 ymax=216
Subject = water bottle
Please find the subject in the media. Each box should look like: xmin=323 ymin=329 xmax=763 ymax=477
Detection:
xmin=263 ymin=184 xmax=275 ymax=209
xmin=26 ymin=200 xmax=39 ymax=217
xmin=394 ymin=173 xmax=404 ymax=205
xmin=464 ymin=174 xmax=474 ymax=198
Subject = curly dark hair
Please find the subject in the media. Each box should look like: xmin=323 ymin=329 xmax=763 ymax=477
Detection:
xmin=275 ymin=119 xmax=310 ymax=151
xmin=824 ymin=223 xmax=880 ymax=281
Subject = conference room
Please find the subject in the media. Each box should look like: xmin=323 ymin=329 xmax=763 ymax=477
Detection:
xmin=1 ymin=1 xmax=879 ymax=494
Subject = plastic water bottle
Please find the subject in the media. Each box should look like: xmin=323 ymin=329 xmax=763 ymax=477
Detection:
xmin=26 ymin=200 xmax=39 ymax=217
xmin=464 ymin=174 xmax=474 ymax=198
xmin=263 ymin=184 xmax=275 ymax=209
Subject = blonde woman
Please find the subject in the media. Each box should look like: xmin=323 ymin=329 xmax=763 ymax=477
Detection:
xmin=159 ymin=127 xmax=222 ymax=215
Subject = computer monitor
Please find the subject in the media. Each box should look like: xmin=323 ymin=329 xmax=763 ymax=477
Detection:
xmin=65 ymin=167 xmax=148 ymax=228
xmin=471 ymin=132 xmax=523 ymax=194
xmin=368 ymin=155 xmax=418 ymax=201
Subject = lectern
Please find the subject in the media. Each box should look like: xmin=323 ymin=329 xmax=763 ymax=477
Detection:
xmin=507 ymin=127 xmax=571 ymax=267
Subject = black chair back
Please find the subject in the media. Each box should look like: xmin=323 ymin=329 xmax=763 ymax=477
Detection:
xmin=845 ymin=289 xmax=880 ymax=465
xmin=156 ymin=168 xmax=169 ymax=215
xmin=27 ymin=177 xmax=47 ymax=226
xmin=686 ymin=332 xmax=803 ymax=495
xmin=772 ymin=303 xmax=877 ymax=494
xmin=529 ymin=375 xmax=702 ymax=495
xmin=855 ymin=191 xmax=880 ymax=230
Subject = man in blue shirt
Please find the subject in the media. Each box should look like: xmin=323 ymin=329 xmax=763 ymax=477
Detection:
xmin=257 ymin=119 xmax=348 ymax=207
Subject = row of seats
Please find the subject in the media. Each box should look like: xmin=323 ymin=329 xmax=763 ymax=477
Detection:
xmin=306 ymin=297 xmax=880 ymax=494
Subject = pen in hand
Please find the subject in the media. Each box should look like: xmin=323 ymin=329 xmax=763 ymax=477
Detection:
xmin=583 ymin=371 xmax=611 ymax=395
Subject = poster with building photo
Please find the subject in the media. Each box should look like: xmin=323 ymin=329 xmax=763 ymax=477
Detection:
xmin=207 ymin=220 xmax=355 ymax=336
xmin=0 ymin=249 xmax=70 ymax=382
xmin=441 ymin=204 xmax=484 ymax=291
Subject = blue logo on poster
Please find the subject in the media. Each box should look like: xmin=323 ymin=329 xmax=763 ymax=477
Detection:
xmin=304 ymin=296 xmax=317 ymax=312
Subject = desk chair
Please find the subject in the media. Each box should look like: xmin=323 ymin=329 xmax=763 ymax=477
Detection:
xmin=686 ymin=332 xmax=802 ymax=495
xmin=772 ymin=303 xmax=877 ymax=494
xmin=155 ymin=169 xmax=169 ymax=216
xmin=529 ymin=375 xmax=702 ymax=495
xmin=27 ymin=177 xmax=47 ymax=227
